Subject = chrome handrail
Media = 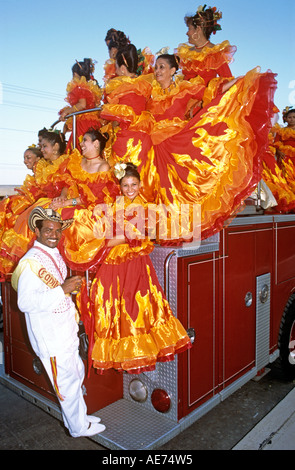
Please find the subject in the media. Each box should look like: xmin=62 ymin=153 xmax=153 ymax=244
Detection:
xmin=51 ymin=107 xmax=101 ymax=149
xmin=164 ymin=251 xmax=176 ymax=301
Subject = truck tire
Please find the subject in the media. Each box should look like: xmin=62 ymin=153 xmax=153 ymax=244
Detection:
xmin=278 ymin=294 xmax=295 ymax=380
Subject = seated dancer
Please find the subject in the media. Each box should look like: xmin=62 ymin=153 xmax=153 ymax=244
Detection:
xmin=103 ymin=29 xmax=131 ymax=85
xmin=77 ymin=162 xmax=192 ymax=374
xmin=0 ymin=145 xmax=43 ymax=277
xmin=274 ymin=107 xmax=295 ymax=167
xmin=52 ymin=128 xmax=121 ymax=272
xmin=270 ymin=107 xmax=295 ymax=206
xmin=176 ymin=5 xmax=237 ymax=84
xmin=100 ymin=43 xmax=153 ymax=169
xmin=59 ymin=58 xmax=102 ymax=151
xmin=0 ymin=130 xmax=70 ymax=273
xmin=103 ymin=29 xmax=153 ymax=86
xmin=138 ymin=53 xmax=277 ymax=240
xmin=262 ymin=120 xmax=295 ymax=213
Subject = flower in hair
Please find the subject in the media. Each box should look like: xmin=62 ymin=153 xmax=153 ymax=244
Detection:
xmin=212 ymin=7 xmax=222 ymax=33
xmin=283 ymin=106 xmax=293 ymax=114
xmin=212 ymin=6 xmax=222 ymax=20
xmin=114 ymin=162 xmax=127 ymax=179
xmin=156 ymin=47 xmax=170 ymax=56
xmin=195 ymin=5 xmax=222 ymax=33
xmin=197 ymin=4 xmax=206 ymax=13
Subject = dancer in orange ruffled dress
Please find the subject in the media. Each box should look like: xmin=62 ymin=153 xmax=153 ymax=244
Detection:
xmin=59 ymin=59 xmax=102 ymax=151
xmin=174 ymin=5 xmax=237 ymax=119
xmin=270 ymin=107 xmax=295 ymax=207
xmin=142 ymin=53 xmax=277 ymax=239
xmin=176 ymin=5 xmax=236 ymax=85
xmin=83 ymin=162 xmax=191 ymax=374
xmin=50 ymin=128 xmax=121 ymax=272
xmin=274 ymin=107 xmax=295 ymax=166
xmin=262 ymin=116 xmax=295 ymax=213
xmin=100 ymin=44 xmax=154 ymax=170
xmin=103 ymin=29 xmax=131 ymax=85
xmin=0 ymin=145 xmax=44 ymax=277
xmin=103 ymin=30 xmax=154 ymax=86
xmin=274 ymin=108 xmax=295 ymax=188
xmin=0 ymin=131 xmax=70 ymax=274
xmin=101 ymin=41 xmax=276 ymax=240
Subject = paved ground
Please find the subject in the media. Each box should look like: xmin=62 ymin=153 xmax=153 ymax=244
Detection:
xmin=0 ymin=381 xmax=102 ymax=450
xmin=160 ymin=364 xmax=295 ymax=450
xmin=0 ymin=360 xmax=294 ymax=451
xmin=233 ymin=387 xmax=295 ymax=450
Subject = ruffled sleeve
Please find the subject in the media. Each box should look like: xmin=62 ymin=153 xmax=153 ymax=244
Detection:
xmin=101 ymin=75 xmax=153 ymax=134
xmin=148 ymin=75 xmax=205 ymax=119
xmin=61 ymin=76 xmax=102 ymax=110
xmin=176 ymin=41 xmax=236 ymax=83
xmin=101 ymin=75 xmax=153 ymax=123
xmin=147 ymin=75 xmax=206 ymax=144
xmin=16 ymin=174 xmax=44 ymax=202
xmin=34 ymin=154 xmax=70 ymax=198
xmin=103 ymin=59 xmax=117 ymax=84
xmin=137 ymin=47 xmax=155 ymax=75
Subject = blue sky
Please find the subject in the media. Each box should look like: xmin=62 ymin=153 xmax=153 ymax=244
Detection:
xmin=1 ymin=0 xmax=294 ymax=184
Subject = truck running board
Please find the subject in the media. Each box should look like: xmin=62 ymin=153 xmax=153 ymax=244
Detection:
xmin=0 ymin=361 xmax=258 ymax=450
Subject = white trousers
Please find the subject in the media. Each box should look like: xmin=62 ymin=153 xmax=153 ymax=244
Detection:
xmin=41 ymin=349 xmax=89 ymax=437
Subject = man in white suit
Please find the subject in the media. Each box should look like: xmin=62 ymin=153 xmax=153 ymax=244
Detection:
xmin=11 ymin=207 xmax=105 ymax=438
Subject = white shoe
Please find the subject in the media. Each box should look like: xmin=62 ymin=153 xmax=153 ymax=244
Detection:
xmin=87 ymin=415 xmax=101 ymax=423
xmin=81 ymin=422 xmax=106 ymax=437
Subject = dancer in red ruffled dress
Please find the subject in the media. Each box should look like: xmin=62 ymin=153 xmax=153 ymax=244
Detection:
xmin=176 ymin=5 xmax=236 ymax=85
xmin=101 ymin=40 xmax=276 ymax=240
xmin=59 ymin=59 xmax=102 ymax=151
xmin=103 ymin=29 xmax=131 ymax=85
xmin=271 ymin=107 xmax=295 ymax=205
xmin=175 ymin=5 xmax=237 ymax=119
xmin=100 ymin=44 xmax=154 ymax=171
xmin=82 ymin=162 xmax=191 ymax=374
xmin=262 ymin=118 xmax=295 ymax=213
xmin=0 ymin=146 xmax=44 ymax=277
xmin=142 ymin=54 xmax=277 ymax=240
xmin=0 ymin=131 xmax=70 ymax=274
xmin=50 ymin=128 xmax=121 ymax=273
xmin=274 ymin=107 xmax=295 ymax=166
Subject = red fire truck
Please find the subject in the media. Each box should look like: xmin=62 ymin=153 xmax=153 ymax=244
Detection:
xmin=1 ymin=113 xmax=295 ymax=450
xmin=1 ymin=204 xmax=295 ymax=449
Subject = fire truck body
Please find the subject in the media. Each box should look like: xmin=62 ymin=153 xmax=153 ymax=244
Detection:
xmin=1 ymin=210 xmax=295 ymax=450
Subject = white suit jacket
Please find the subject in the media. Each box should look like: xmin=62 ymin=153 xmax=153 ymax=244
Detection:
xmin=12 ymin=241 xmax=79 ymax=359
